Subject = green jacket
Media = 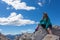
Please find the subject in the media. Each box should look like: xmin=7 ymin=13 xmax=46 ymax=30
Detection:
xmin=40 ymin=17 xmax=52 ymax=29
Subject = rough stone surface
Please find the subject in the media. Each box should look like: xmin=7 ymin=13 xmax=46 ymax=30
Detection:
xmin=15 ymin=26 xmax=60 ymax=40
xmin=18 ymin=33 xmax=33 ymax=40
xmin=42 ymin=34 xmax=59 ymax=40
xmin=0 ymin=33 xmax=10 ymax=40
xmin=33 ymin=25 xmax=47 ymax=40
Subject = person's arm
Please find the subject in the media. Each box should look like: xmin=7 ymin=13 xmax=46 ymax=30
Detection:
xmin=40 ymin=19 xmax=44 ymax=25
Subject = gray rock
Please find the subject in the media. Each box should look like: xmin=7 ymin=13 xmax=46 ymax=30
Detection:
xmin=15 ymin=25 xmax=60 ymax=40
xmin=42 ymin=34 xmax=59 ymax=40
xmin=19 ymin=33 xmax=33 ymax=40
xmin=32 ymin=25 xmax=47 ymax=40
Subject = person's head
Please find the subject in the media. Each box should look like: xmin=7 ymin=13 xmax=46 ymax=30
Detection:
xmin=43 ymin=12 xmax=48 ymax=19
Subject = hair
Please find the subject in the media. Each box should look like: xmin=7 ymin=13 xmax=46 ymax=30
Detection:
xmin=43 ymin=12 xmax=48 ymax=19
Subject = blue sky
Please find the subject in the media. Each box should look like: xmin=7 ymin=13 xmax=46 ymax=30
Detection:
xmin=0 ymin=0 xmax=60 ymax=35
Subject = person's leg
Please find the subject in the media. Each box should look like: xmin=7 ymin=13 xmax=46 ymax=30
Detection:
xmin=41 ymin=24 xmax=46 ymax=29
xmin=47 ymin=28 xmax=52 ymax=34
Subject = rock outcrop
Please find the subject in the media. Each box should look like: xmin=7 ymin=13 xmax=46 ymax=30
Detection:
xmin=33 ymin=25 xmax=60 ymax=40
xmin=0 ymin=33 xmax=10 ymax=40
xmin=15 ymin=33 xmax=33 ymax=40
xmin=42 ymin=34 xmax=59 ymax=40
xmin=32 ymin=25 xmax=47 ymax=40
xmin=15 ymin=25 xmax=60 ymax=40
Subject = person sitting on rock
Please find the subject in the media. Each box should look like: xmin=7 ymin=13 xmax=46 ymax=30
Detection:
xmin=39 ymin=12 xmax=52 ymax=34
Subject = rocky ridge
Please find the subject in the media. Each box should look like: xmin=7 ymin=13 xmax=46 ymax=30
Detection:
xmin=15 ymin=25 xmax=60 ymax=40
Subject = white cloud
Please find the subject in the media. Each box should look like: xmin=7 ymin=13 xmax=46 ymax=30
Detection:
xmin=38 ymin=0 xmax=44 ymax=7
xmin=2 ymin=0 xmax=36 ymax=10
xmin=4 ymin=29 xmax=34 ymax=35
xmin=6 ymin=7 xmax=10 ymax=10
xmin=0 ymin=12 xmax=37 ymax=26
xmin=20 ymin=29 xmax=34 ymax=33
xmin=38 ymin=0 xmax=51 ymax=7
xmin=4 ymin=32 xmax=19 ymax=35
xmin=38 ymin=2 xmax=43 ymax=7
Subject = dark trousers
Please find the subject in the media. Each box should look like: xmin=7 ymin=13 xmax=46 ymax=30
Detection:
xmin=41 ymin=24 xmax=52 ymax=29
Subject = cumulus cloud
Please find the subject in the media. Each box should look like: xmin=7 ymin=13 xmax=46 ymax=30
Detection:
xmin=2 ymin=0 xmax=36 ymax=10
xmin=0 ymin=12 xmax=37 ymax=26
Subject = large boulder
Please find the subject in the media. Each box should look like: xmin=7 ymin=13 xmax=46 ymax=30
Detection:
xmin=32 ymin=25 xmax=47 ymax=40
xmin=32 ymin=25 xmax=60 ymax=40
